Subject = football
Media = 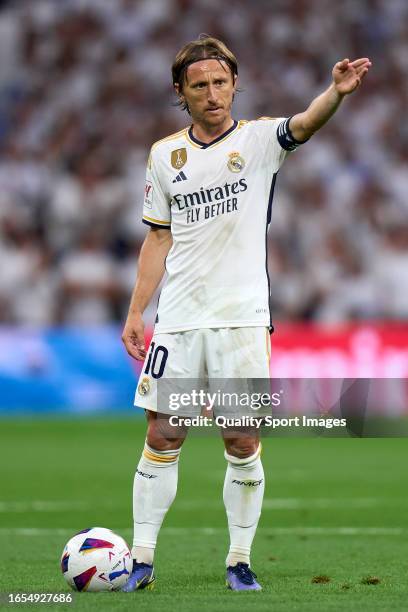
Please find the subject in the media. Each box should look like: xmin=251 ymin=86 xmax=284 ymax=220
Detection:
xmin=60 ymin=527 xmax=132 ymax=592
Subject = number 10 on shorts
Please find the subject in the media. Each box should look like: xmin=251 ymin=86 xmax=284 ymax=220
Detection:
xmin=144 ymin=342 xmax=169 ymax=379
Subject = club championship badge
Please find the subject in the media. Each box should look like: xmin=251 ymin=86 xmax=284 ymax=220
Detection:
xmin=171 ymin=148 xmax=187 ymax=169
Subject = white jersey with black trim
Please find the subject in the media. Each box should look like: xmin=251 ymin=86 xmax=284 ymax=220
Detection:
xmin=142 ymin=117 xmax=305 ymax=333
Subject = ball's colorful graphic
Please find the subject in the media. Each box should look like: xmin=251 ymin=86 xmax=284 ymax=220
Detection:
xmin=60 ymin=527 xmax=132 ymax=592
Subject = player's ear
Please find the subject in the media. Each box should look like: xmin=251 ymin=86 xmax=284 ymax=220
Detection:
xmin=174 ymin=82 xmax=185 ymax=104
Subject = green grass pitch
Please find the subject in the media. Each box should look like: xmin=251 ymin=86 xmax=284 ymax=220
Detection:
xmin=0 ymin=417 xmax=407 ymax=611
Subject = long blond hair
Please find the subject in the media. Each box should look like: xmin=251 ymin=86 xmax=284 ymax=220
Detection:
xmin=172 ymin=34 xmax=238 ymax=113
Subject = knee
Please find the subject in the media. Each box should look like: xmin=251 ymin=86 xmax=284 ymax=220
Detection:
xmin=224 ymin=437 xmax=259 ymax=459
xmin=146 ymin=422 xmax=184 ymax=452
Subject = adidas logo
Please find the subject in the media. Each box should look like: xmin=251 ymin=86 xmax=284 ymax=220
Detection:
xmin=172 ymin=171 xmax=188 ymax=183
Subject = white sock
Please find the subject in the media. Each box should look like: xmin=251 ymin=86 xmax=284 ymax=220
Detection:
xmin=131 ymin=442 xmax=180 ymax=564
xmin=223 ymin=444 xmax=264 ymax=567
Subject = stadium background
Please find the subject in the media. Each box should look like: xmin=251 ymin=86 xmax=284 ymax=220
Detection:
xmin=0 ymin=1 xmax=407 ymax=610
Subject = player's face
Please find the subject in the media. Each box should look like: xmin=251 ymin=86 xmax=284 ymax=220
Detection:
xmin=178 ymin=59 xmax=236 ymax=130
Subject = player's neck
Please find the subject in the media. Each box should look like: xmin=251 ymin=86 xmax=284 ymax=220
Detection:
xmin=190 ymin=117 xmax=235 ymax=144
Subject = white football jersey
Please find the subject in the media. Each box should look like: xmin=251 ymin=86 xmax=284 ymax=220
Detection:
xmin=142 ymin=117 xmax=305 ymax=333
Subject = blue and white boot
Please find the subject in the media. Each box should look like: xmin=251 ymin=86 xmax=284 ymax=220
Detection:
xmin=122 ymin=561 xmax=155 ymax=592
xmin=226 ymin=562 xmax=262 ymax=591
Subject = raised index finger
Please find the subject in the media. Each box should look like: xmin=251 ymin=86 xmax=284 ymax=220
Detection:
xmin=349 ymin=58 xmax=371 ymax=68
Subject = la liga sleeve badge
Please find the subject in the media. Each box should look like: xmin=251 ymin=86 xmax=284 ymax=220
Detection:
xmin=144 ymin=181 xmax=153 ymax=208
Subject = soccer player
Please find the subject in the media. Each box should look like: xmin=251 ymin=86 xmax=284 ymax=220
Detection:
xmin=121 ymin=35 xmax=371 ymax=591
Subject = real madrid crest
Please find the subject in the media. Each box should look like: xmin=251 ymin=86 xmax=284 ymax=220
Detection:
xmin=227 ymin=151 xmax=245 ymax=173
xmin=171 ymin=148 xmax=187 ymax=170
xmin=138 ymin=376 xmax=151 ymax=396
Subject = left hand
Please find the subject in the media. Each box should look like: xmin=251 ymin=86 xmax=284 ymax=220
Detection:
xmin=332 ymin=58 xmax=372 ymax=96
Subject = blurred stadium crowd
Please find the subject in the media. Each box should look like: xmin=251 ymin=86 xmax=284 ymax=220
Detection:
xmin=0 ymin=0 xmax=407 ymax=327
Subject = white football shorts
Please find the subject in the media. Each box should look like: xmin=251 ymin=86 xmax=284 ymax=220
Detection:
xmin=134 ymin=327 xmax=271 ymax=414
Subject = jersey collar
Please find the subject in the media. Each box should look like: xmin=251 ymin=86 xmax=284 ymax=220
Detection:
xmin=187 ymin=120 xmax=238 ymax=149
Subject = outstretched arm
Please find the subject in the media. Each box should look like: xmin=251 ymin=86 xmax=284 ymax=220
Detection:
xmin=122 ymin=227 xmax=172 ymax=360
xmin=289 ymin=58 xmax=372 ymax=143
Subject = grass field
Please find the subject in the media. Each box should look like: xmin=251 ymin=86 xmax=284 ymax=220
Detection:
xmin=0 ymin=416 xmax=407 ymax=611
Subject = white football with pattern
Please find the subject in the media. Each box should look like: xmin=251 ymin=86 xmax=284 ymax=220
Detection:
xmin=60 ymin=527 xmax=132 ymax=592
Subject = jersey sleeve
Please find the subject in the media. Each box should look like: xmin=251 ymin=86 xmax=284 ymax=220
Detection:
xmin=255 ymin=116 xmax=309 ymax=170
xmin=276 ymin=116 xmax=309 ymax=153
xmin=142 ymin=148 xmax=171 ymax=229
